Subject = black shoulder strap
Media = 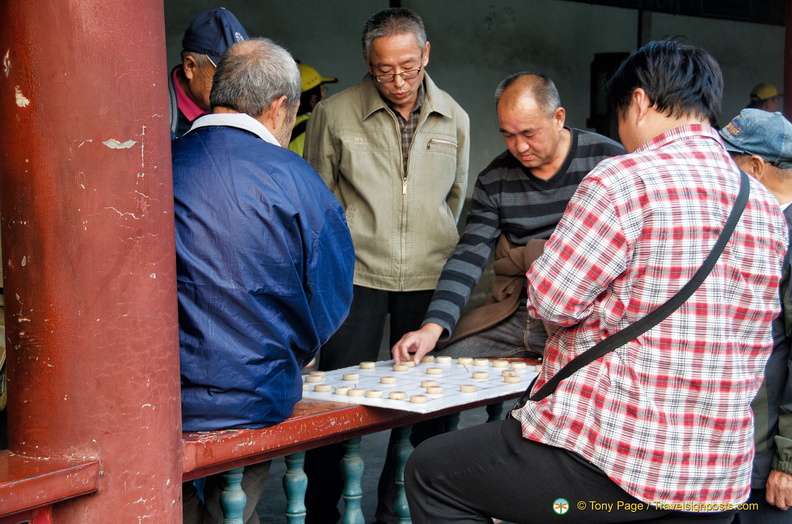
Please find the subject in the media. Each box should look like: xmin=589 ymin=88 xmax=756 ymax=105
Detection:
xmin=526 ymin=170 xmax=751 ymax=403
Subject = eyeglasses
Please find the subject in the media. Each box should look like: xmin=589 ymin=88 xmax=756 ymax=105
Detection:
xmin=371 ymin=65 xmax=423 ymax=83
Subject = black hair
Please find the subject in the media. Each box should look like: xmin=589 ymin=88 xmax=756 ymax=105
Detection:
xmin=607 ymin=40 xmax=722 ymax=125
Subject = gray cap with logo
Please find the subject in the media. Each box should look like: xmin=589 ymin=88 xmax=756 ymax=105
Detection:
xmin=719 ymin=108 xmax=792 ymax=169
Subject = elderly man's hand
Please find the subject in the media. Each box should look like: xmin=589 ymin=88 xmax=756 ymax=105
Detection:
xmin=391 ymin=323 xmax=444 ymax=365
xmin=766 ymin=469 xmax=792 ymax=510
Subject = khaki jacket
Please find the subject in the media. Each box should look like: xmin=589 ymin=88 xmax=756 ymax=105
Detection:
xmin=440 ymin=237 xmax=548 ymax=347
xmin=304 ymin=73 xmax=469 ymax=291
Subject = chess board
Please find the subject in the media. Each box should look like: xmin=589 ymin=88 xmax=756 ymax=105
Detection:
xmin=301 ymin=357 xmax=539 ymax=413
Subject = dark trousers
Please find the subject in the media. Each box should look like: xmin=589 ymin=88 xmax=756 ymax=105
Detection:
xmin=406 ymin=416 xmax=736 ymax=524
xmin=304 ymin=286 xmax=433 ymax=524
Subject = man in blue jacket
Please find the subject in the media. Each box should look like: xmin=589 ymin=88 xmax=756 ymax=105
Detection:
xmin=174 ymin=38 xmax=355 ymax=524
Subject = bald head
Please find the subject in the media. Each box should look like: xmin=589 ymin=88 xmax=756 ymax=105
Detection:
xmin=495 ymin=73 xmax=561 ymax=117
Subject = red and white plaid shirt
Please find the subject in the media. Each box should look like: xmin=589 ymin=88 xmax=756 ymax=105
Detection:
xmin=515 ymin=125 xmax=788 ymax=509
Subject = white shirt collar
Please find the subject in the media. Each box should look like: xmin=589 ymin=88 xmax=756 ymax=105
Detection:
xmin=188 ymin=112 xmax=281 ymax=147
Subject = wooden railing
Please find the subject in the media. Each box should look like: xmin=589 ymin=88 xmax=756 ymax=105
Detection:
xmin=183 ymin=395 xmax=516 ymax=523
xmin=0 ymin=453 xmax=100 ymax=523
xmin=1 ymin=358 xmax=535 ymax=523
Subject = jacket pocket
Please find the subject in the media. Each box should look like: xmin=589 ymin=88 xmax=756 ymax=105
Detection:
xmin=425 ymin=137 xmax=458 ymax=154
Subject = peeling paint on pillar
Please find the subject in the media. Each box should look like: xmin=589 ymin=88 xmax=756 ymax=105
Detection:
xmin=14 ymin=86 xmax=30 ymax=107
xmin=0 ymin=0 xmax=182 ymax=522
xmin=102 ymin=139 xmax=138 ymax=149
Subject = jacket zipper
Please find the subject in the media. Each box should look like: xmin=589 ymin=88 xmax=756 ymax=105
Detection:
xmin=399 ymin=107 xmax=431 ymax=287
xmin=426 ymin=138 xmax=457 ymax=149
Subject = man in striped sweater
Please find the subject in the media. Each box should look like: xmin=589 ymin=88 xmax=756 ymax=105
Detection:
xmin=393 ymin=72 xmax=624 ymax=364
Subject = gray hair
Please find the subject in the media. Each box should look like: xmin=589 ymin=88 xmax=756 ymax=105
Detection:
xmin=495 ymin=72 xmax=561 ymax=118
xmin=210 ymin=38 xmax=300 ymax=117
xmin=362 ymin=8 xmax=427 ymax=61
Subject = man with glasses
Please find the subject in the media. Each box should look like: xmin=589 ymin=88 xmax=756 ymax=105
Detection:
xmin=168 ymin=8 xmax=248 ymax=138
xmin=302 ymin=7 xmax=469 ymax=524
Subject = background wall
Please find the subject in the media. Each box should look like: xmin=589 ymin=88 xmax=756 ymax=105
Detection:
xmin=163 ymin=0 xmax=785 ymax=192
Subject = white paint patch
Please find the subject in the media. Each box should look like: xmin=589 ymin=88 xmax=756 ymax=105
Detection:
xmin=102 ymin=139 xmax=137 ymax=149
xmin=105 ymin=206 xmax=140 ymax=219
xmin=3 ymin=50 xmax=10 ymax=77
xmin=140 ymin=125 xmax=146 ymax=167
xmin=150 ymin=273 xmax=156 ymax=279
xmin=21 ymin=256 xmax=26 ymax=266
xmin=15 ymin=86 xmax=30 ymax=107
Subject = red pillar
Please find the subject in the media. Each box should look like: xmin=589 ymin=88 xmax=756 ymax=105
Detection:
xmin=0 ymin=0 xmax=182 ymax=522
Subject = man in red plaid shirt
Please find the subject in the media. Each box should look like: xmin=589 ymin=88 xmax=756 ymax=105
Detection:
xmin=405 ymin=40 xmax=789 ymax=523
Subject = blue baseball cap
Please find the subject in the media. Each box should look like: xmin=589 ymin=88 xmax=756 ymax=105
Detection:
xmin=719 ymin=109 xmax=792 ymax=169
xmin=182 ymin=8 xmax=248 ymax=65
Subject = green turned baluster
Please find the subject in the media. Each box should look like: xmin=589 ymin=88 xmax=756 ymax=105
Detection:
xmin=220 ymin=467 xmax=246 ymax=524
xmin=393 ymin=425 xmax=414 ymax=523
xmin=486 ymin=401 xmax=505 ymax=422
xmin=341 ymin=437 xmax=365 ymax=524
xmin=284 ymin=452 xmax=307 ymax=523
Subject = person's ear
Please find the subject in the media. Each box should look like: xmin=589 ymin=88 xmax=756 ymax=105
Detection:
xmin=271 ymin=96 xmax=289 ymax=125
xmin=553 ymin=107 xmax=566 ymax=130
xmin=745 ymin=155 xmax=767 ymax=181
xmin=631 ymin=88 xmax=651 ymax=122
xmin=182 ymin=55 xmax=199 ymax=80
